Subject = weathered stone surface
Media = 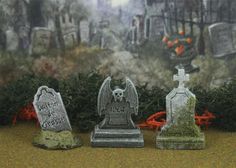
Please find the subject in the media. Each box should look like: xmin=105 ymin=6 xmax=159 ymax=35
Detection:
xmin=80 ymin=20 xmax=90 ymax=44
xmin=208 ymin=23 xmax=236 ymax=58
xmin=156 ymin=68 xmax=205 ymax=150
xmin=91 ymin=125 xmax=144 ymax=147
xmin=60 ymin=13 xmax=78 ymax=48
xmin=91 ymin=77 xmax=144 ymax=147
xmin=33 ymin=86 xmax=72 ymax=132
xmin=29 ymin=27 xmax=51 ymax=55
xmin=33 ymin=130 xmax=82 ymax=150
xmin=33 ymin=86 xmax=82 ymax=149
xmin=6 ymin=28 xmax=19 ymax=52
xmin=156 ymin=134 xmax=205 ymax=150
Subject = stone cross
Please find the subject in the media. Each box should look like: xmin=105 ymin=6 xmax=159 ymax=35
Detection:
xmin=174 ymin=68 xmax=189 ymax=88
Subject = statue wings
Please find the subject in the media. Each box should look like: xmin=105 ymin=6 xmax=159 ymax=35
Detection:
xmin=97 ymin=77 xmax=113 ymax=116
xmin=97 ymin=77 xmax=139 ymax=116
xmin=123 ymin=78 xmax=139 ymax=115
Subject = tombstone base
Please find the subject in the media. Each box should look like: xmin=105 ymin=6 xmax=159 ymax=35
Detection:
xmin=33 ymin=130 xmax=82 ymax=150
xmin=156 ymin=133 xmax=205 ymax=150
xmin=91 ymin=125 xmax=144 ymax=148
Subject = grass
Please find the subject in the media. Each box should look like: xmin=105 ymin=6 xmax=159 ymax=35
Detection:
xmin=0 ymin=122 xmax=235 ymax=168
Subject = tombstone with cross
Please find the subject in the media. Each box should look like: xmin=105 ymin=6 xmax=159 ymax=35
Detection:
xmin=156 ymin=68 xmax=205 ymax=150
xmin=173 ymin=68 xmax=189 ymax=88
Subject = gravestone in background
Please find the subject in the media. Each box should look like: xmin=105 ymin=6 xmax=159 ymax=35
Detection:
xmin=156 ymin=68 xmax=205 ymax=150
xmin=6 ymin=28 xmax=19 ymax=52
xmin=149 ymin=16 xmax=164 ymax=40
xmin=91 ymin=77 xmax=144 ymax=147
xmin=60 ymin=13 xmax=78 ymax=49
xmin=19 ymin=26 xmax=30 ymax=50
xmin=80 ymin=20 xmax=90 ymax=44
xmin=29 ymin=27 xmax=51 ymax=55
xmin=33 ymin=86 xmax=82 ymax=149
xmin=208 ymin=22 xmax=236 ymax=58
xmin=232 ymin=24 xmax=236 ymax=49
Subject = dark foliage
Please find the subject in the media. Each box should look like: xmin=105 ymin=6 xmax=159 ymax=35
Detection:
xmin=0 ymin=73 xmax=235 ymax=132
xmin=0 ymin=75 xmax=58 ymax=126
xmin=191 ymin=86 xmax=211 ymax=115
xmin=207 ymin=79 xmax=236 ymax=131
xmin=59 ymin=73 xmax=104 ymax=132
xmin=136 ymin=85 xmax=167 ymax=121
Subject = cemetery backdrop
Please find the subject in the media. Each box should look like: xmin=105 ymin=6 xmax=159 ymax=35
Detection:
xmin=0 ymin=0 xmax=235 ymax=131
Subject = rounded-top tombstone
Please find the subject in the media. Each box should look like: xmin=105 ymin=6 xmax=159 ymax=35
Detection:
xmin=32 ymin=86 xmax=82 ymax=150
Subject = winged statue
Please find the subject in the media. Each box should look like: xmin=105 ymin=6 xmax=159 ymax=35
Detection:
xmin=97 ymin=76 xmax=139 ymax=129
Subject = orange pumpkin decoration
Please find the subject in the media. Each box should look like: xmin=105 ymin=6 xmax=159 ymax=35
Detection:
xmin=162 ymin=36 xmax=169 ymax=43
xmin=186 ymin=37 xmax=193 ymax=44
xmin=167 ymin=41 xmax=174 ymax=48
xmin=175 ymin=45 xmax=185 ymax=56
xmin=179 ymin=31 xmax=185 ymax=36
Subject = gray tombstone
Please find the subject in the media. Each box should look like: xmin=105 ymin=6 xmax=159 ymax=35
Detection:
xmin=156 ymin=68 xmax=205 ymax=150
xmin=91 ymin=77 xmax=144 ymax=147
xmin=33 ymin=86 xmax=72 ymax=132
xmin=6 ymin=28 xmax=19 ymax=52
xmin=233 ymin=24 xmax=236 ymax=49
xmin=32 ymin=86 xmax=82 ymax=149
xmin=208 ymin=23 xmax=236 ymax=58
xmin=149 ymin=16 xmax=164 ymax=40
xmin=80 ymin=20 xmax=90 ymax=44
xmin=60 ymin=13 xmax=78 ymax=48
xmin=30 ymin=27 xmax=52 ymax=55
xmin=19 ymin=26 xmax=30 ymax=50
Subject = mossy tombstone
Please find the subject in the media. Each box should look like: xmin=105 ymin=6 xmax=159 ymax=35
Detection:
xmin=32 ymin=86 xmax=82 ymax=149
xmin=156 ymin=68 xmax=205 ymax=150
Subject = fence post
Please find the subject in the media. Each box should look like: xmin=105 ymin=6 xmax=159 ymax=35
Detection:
xmin=174 ymin=0 xmax=179 ymax=33
xmin=189 ymin=9 xmax=194 ymax=36
xmin=181 ymin=8 xmax=186 ymax=34
xmin=227 ymin=0 xmax=231 ymax=23
xmin=168 ymin=7 xmax=174 ymax=34
xmin=198 ymin=0 xmax=205 ymax=56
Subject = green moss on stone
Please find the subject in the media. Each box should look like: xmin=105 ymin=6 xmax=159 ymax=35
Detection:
xmin=160 ymin=124 xmax=201 ymax=137
xmin=33 ymin=130 xmax=82 ymax=150
xmin=160 ymin=97 xmax=202 ymax=137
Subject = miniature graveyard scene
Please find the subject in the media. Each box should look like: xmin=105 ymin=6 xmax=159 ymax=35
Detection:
xmin=156 ymin=68 xmax=205 ymax=150
xmin=1 ymin=0 xmax=236 ymax=167
xmin=33 ymin=86 xmax=82 ymax=150
xmin=91 ymin=77 xmax=144 ymax=147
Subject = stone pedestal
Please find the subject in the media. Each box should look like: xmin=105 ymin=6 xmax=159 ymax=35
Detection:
xmin=156 ymin=133 xmax=205 ymax=150
xmin=91 ymin=125 xmax=144 ymax=147
xmin=156 ymin=68 xmax=205 ymax=150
